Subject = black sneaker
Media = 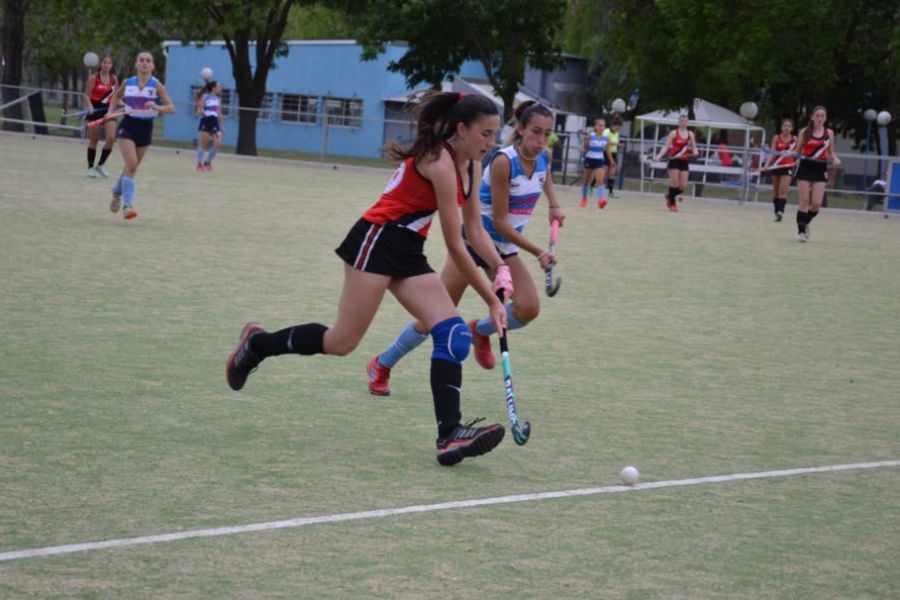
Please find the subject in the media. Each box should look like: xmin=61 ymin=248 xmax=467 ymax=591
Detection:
xmin=436 ymin=418 xmax=505 ymax=466
xmin=226 ymin=322 xmax=266 ymax=391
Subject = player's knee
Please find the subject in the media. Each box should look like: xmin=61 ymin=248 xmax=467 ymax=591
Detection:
xmin=513 ymin=301 xmax=539 ymax=325
xmin=430 ymin=316 xmax=470 ymax=364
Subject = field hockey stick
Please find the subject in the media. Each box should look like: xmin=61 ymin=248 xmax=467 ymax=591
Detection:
xmin=544 ymin=218 xmax=561 ymax=297
xmin=496 ymin=289 xmax=531 ymax=445
xmin=85 ymin=109 xmax=128 ymax=128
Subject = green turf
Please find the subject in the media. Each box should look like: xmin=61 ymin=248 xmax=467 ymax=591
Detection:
xmin=1 ymin=134 xmax=899 ymax=598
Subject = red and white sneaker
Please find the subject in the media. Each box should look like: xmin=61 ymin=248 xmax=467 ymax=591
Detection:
xmin=366 ymin=355 xmax=392 ymax=396
xmin=123 ymin=208 xmax=138 ymax=220
xmin=580 ymin=198 xmax=588 ymax=208
xmin=598 ymin=198 xmax=608 ymax=209
xmin=196 ymin=163 xmax=204 ymax=172
xmin=203 ymin=162 xmax=213 ymax=172
xmin=468 ymin=320 xmax=495 ymax=369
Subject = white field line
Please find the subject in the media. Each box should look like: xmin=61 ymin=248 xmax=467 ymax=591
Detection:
xmin=2 ymin=460 xmax=898 ymax=563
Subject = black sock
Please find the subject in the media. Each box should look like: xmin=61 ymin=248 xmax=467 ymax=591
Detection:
xmin=431 ymin=359 xmax=462 ymax=439
xmin=250 ymin=323 xmax=327 ymax=358
xmin=668 ymin=187 xmax=679 ymax=202
xmin=98 ymin=148 xmax=112 ymax=166
xmin=607 ymin=178 xmax=614 ymax=190
xmin=797 ymin=211 xmax=809 ymax=233
xmin=777 ymin=198 xmax=787 ymax=213
xmin=773 ymin=198 xmax=780 ymax=213
xmin=807 ymin=210 xmax=819 ymax=223
xmin=87 ymin=148 xmax=96 ymax=167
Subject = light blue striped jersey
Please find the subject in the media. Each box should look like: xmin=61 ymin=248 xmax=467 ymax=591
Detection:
xmin=584 ymin=130 xmax=609 ymax=159
xmin=478 ymin=145 xmax=548 ymax=254
xmin=202 ymin=94 xmax=220 ymax=117
xmin=123 ymin=76 xmax=159 ymax=120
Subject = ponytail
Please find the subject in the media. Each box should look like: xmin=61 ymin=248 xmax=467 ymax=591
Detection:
xmin=387 ymin=92 xmax=499 ymax=161
xmin=504 ymin=100 xmax=553 ymax=145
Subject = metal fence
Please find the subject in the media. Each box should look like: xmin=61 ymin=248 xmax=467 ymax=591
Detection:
xmin=2 ymin=84 xmax=894 ymax=211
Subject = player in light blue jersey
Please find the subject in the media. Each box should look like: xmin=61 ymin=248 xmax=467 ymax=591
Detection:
xmin=108 ymin=51 xmax=174 ymax=220
xmin=367 ymin=101 xmax=565 ymax=395
xmin=195 ymin=80 xmax=223 ymax=171
xmin=580 ymin=117 xmax=611 ymax=208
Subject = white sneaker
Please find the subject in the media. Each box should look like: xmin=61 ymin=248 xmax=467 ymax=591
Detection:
xmin=110 ymin=188 xmax=121 ymax=213
xmin=797 ymin=231 xmax=808 ymax=243
xmin=96 ymin=164 xmax=110 ymax=178
xmin=87 ymin=167 xmax=97 ymax=178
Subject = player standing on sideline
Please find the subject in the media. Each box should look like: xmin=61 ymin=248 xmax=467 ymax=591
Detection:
xmin=604 ymin=117 xmax=623 ymax=198
xmin=367 ymin=101 xmax=565 ymax=395
xmin=762 ymin=118 xmax=796 ymax=222
xmin=580 ymin=117 xmax=610 ymax=208
xmin=654 ymin=114 xmax=698 ymax=212
xmin=794 ymin=106 xmax=840 ymax=242
xmin=107 ymin=51 xmax=175 ymax=220
xmin=195 ymin=80 xmax=223 ymax=171
xmin=82 ymin=55 xmax=117 ymax=178
xmin=226 ymin=92 xmax=512 ymax=467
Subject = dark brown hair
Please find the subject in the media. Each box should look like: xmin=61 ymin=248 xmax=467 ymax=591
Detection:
xmin=387 ymin=92 xmax=499 ymax=161
xmin=506 ymin=100 xmax=553 ymax=144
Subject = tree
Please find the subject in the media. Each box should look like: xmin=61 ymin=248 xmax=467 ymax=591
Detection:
xmin=577 ymin=0 xmax=898 ymax=150
xmin=1 ymin=0 xmax=26 ymax=132
xmin=354 ymin=0 xmax=567 ymax=120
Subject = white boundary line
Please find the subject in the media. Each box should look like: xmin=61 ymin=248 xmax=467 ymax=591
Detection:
xmin=2 ymin=460 xmax=898 ymax=563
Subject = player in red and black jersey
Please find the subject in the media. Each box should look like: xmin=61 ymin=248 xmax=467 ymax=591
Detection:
xmin=762 ymin=118 xmax=797 ymax=221
xmin=653 ymin=114 xmax=698 ymax=211
xmin=794 ymin=106 xmax=840 ymax=242
xmin=82 ymin=55 xmax=118 ymax=178
xmin=225 ymin=92 xmax=512 ymax=466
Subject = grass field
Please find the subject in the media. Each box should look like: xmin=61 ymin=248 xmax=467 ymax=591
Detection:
xmin=1 ymin=134 xmax=899 ymax=599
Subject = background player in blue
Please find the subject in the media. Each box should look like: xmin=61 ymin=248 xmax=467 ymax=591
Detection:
xmin=368 ymin=101 xmax=565 ymax=395
xmin=195 ymin=80 xmax=223 ymax=171
xmin=580 ymin=117 xmax=611 ymax=208
xmin=108 ymin=51 xmax=174 ymax=220
xmin=226 ymin=92 xmax=512 ymax=466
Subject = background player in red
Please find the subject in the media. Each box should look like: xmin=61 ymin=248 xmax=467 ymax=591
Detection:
xmin=225 ymin=92 xmax=513 ymax=467
xmin=762 ymin=118 xmax=796 ymax=222
xmin=654 ymin=114 xmax=698 ymax=211
xmin=82 ymin=55 xmax=117 ymax=178
xmin=794 ymin=106 xmax=840 ymax=242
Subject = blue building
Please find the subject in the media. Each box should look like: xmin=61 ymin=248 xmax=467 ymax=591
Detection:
xmin=162 ymin=40 xmax=587 ymax=159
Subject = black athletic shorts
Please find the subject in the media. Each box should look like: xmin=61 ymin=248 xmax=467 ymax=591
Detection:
xmin=335 ymin=218 xmax=435 ymax=278
xmin=117 ymin=116 xmax=154 ymax=148
xmin=461 ymin=226 xmax=517 ymax=270
xmin=795 ymin=159 xmax=827 ymax=183
xmin=767 ymin=166 xmax=794 ymax=177
xmin=584 ymin=157 xmax=606 ymax=169
xmin=86 ymin=100 xmax=109 ymax=123
xmin=667 ymin=158 xmax=690 ymax=171
xmin=198 ymin=115 xmax=220 ymax=134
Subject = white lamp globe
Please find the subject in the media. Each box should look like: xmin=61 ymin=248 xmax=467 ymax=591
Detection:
xmin=83 ymin=52 xmax=99 ymax=68
xmin=611 ymin=98 xmax=627 ymax=113
xmin=876 ymin=111 xmax=892 ymax=126
xmin=863 ymin=109 xmax=877 ymax=122
xmin=740 ymin=101 xmax=758 ymax=120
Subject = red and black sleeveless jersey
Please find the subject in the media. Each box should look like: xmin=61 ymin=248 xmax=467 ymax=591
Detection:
xmin=90 ymin=73 xmax=117 ymax=102
xmin=772 ymin=135 xmax=797 ymax=167
xmin=800 ymin=129 xmax=831 ymax=160
xmin=362 ymin=145 xmax=469 ymax=239
xmin=669 ymin=130 xmax=691 ymax=159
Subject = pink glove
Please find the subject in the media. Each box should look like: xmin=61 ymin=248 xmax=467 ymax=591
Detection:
xmin=492 ymin=264 xmax=514 ymax=296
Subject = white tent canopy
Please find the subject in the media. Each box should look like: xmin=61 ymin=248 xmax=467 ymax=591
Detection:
xmin=636 ymin=98 xmax=767 ymax=202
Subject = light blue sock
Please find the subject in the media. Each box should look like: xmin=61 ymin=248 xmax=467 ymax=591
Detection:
xmin=197 ymin=147 xmax=205 ymax=164
xmin=113 ymin=174 xmax=123 ymax=195
xmin=597 ymin=184 xmax=606 ymax=200
xmin=121 ymin=176 xmax=135 ymax=207
xmin=207 ymin=147 xmax=218 ymax=163
xmin=378 ymin=321 xmax=428 ymax=368
xmin=475 ymin=304 xmax=527 ymax=336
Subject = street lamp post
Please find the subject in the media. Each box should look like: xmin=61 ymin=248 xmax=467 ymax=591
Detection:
xmin=863 ymin=109 xmax=877 ymax=188
xmin=739 ymin=102 xmax=759 ymax=202
xmin=876 ymin=110 xmax=892 ymax=182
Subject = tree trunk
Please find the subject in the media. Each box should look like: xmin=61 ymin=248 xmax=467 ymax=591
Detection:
xmin=1 ymin=0 xmax=26 ymax=132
